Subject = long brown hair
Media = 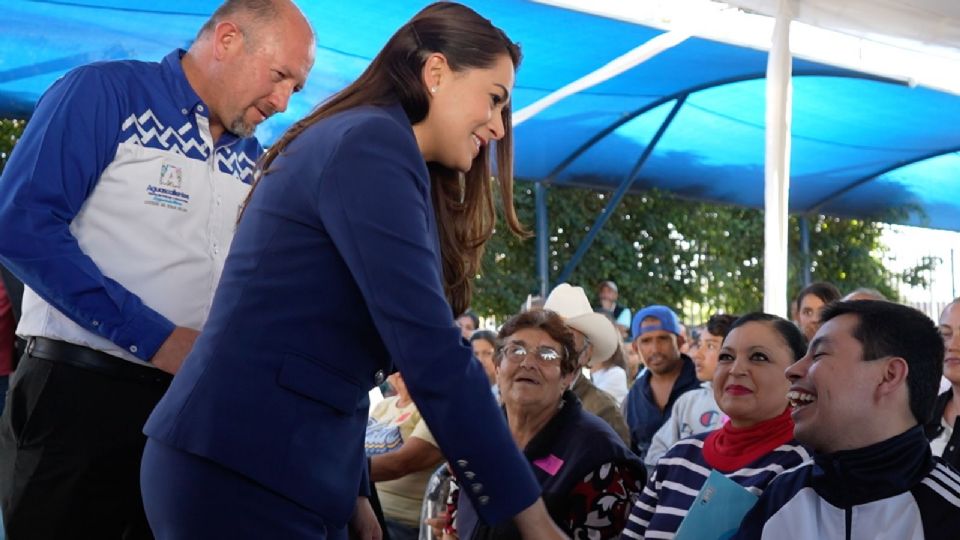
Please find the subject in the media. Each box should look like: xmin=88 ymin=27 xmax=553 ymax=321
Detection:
xmin=248 ymin=2 xmax=526 ymax=316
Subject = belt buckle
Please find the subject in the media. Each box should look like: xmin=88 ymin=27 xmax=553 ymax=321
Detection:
xmin=25 ymin=337 xmax=37 ymax=356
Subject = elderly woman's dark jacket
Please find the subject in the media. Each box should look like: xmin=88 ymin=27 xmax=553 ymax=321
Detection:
xmin=457 ymin=390 xmax=645 ymax=540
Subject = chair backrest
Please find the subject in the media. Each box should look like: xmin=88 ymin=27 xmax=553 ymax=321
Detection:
xmin=418 ymin=463 xmax=454 ymax=540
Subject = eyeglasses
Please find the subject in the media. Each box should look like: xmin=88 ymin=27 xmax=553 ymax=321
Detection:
xmin=502 ymin=344 xmax=563 ymax=365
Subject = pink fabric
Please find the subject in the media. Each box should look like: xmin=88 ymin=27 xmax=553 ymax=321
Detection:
xmin=533 ymin=454 xmax=565 ymax=476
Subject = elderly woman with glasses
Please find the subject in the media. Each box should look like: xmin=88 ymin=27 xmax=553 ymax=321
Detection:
xmin=454 ymin=309 xmax=645 ymax=540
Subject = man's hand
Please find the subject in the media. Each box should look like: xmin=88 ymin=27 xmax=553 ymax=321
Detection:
xmin=150 ymin=326 xmax=200 ymax=375
xmin=514 ymin=498 xmax=569 ymax=540
xmin=349 ymin=496 xmax=382 ymax=540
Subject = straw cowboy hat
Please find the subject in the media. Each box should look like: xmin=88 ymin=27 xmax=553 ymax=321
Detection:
xmin=543 ymin=283 xmax=620 ymax=365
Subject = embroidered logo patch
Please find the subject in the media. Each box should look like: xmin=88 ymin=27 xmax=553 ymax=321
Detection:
xmin=700 ymin=410 xmax=722 ymax=427
xmin=159 ymin=163 xmax=183 ymax=189
xmin=145 ymin=162 xmax=190 ymax=212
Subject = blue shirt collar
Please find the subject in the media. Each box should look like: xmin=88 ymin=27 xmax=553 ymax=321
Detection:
xmin=161 ymin=49 xmax=204 ymax=117
xmin=161 ymin=49 xmax=242 ymax=147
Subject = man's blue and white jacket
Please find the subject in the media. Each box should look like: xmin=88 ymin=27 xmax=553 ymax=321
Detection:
xmin=733 ymin=426 xmax=960 ymax=540
xmin=0 ymin=50 xmax=260 ymax=364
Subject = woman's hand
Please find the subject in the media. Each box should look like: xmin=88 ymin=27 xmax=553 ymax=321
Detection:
xmin=348 ymin=496 xmax=382 ymax=540
xmin=424 ymin=514 xmax=448 ymax=538
xmin=424 ymin=514 xmax=459 ymax=540
xmin=514 ymin=498 xmax=569 ymax=540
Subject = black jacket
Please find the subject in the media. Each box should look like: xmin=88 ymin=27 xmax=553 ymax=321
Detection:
xmin=924 ymin=388 xmax=960 ymax=469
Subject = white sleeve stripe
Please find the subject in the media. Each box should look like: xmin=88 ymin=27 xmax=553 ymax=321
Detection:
xmin=780 ymin=459 xmax=814 ymax=476
xmin=645 ymin=531 xmax=678 ymax=539
xmin=729 ymin=463 xmax=790 ymax=477
xmin=932 ymin=463 xmax=960 ymax=493
xmin=660 ymin=480 xmax=702 ymax=496
xmin=654 ymin=506 xmax=690 ymax=518
xmin=921 ymin=478 xmax=960 ymax=509
xmin=634 ymin=500 xmax=656 ymax=513
xmin=672 ymin=438 xmax=705 ymax=449
xmin=657 ymin=457 xmax=711 ymax=477
xmin=725 ymin=449 xmax=811 ymax=478
xmin=627 ymin=513 xmax=649 ymax=526
xmin=621 ymin=528 xmax=644 ymax=539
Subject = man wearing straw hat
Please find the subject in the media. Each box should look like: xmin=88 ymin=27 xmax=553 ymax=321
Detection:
xmin=544 ymin=283 xmax=629 ymax=443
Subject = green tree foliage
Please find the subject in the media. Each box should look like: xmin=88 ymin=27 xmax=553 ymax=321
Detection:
xmin=0 ymin=119 xmax=25 ymax=173
xmin=474 ymin=184 xmax=928 ymax=322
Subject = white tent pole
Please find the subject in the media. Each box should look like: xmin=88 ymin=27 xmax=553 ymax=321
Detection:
xmin=763 ymin=0 xmax=794 ymax=318
xmin=513 ymin=30 xmax=690 ymax=126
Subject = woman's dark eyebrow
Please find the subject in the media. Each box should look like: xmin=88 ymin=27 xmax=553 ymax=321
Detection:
xmin=494 ymin=83 xmax=510 ymax=102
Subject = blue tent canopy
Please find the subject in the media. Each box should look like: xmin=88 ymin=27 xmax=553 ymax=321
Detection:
xmin=3 ymin=0 xmax=959 ymax=230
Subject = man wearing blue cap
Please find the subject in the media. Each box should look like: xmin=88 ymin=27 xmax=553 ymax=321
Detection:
xmin=622 ymin=305 xmax=701 ymax=461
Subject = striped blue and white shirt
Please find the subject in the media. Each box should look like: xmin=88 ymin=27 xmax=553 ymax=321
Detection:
xmin=623 ymin=432 xmax=810 ymax=540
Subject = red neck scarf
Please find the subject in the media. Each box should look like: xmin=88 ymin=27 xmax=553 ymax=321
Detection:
xmin=703 ymin=408 xmax=795 ymax=472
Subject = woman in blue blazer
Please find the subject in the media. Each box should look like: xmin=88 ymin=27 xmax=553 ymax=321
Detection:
xmin=141 ymin=2 xmax=565 ymax=539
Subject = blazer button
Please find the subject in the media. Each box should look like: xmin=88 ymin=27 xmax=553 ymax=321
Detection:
xmin=478 ymin=495 xmax=490 ymax=506
xmin=471 ymin=483 xmax=483 ymax=494
xmin=457 ymin=459 xmax=468 ymax=468
xmin=374 ymin=370 xmax=385 ymax=385
xmin=464 ymin=471 xmax=476 ymax=480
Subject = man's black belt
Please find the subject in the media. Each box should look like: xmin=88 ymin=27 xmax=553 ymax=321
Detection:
xmin=26 ymin=337 xmax=173 ymax=386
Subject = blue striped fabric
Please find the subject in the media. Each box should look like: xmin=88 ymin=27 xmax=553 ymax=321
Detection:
xmin=623 ymin=433 xmax=811 ymax=540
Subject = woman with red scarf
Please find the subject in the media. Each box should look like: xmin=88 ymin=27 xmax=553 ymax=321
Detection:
xmin=623 ymin=313 xmax=810 ymax=539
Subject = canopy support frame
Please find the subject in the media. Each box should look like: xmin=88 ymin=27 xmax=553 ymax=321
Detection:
xmin=554 ymin=95 xmax=688 ymax=287
xmin=805 ymin=146 xmax=960 ymax=213
xmin=535 ymin=181 xmax=550 ymax=299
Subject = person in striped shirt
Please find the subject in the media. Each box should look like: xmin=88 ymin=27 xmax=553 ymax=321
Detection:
xmin=623 ymin=313 xmax=810 ymax=539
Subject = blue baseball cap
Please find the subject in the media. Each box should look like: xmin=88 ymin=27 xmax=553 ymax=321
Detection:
xmin=631 ymin=305 xmax=682 ymax=339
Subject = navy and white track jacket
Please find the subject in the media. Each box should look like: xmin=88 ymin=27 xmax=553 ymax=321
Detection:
xmin=733 ymin=427 xmax=960 ymax=540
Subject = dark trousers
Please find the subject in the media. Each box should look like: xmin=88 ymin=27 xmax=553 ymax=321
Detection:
xmin=0 ymin=351 xmax=170 ymax=539
xmin=384 ymin=519 xmax=419 ymax=540
xmin=0 ymin=374 xmax=8 ymax=417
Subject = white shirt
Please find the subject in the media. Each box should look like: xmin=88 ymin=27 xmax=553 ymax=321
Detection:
xmin=591 ymin=365 xmax=629 ymax=405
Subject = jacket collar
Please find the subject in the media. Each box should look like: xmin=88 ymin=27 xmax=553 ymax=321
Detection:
xmin=812 ymin=425 xmax=932 ymax=507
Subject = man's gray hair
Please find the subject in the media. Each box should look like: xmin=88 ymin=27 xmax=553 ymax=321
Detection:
xmin=842 ymin=287 xmax=888 ymax=302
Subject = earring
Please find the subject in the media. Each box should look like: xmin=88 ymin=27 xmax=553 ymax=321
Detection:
xmin=430 ymin=86 xmax=438 ymax=93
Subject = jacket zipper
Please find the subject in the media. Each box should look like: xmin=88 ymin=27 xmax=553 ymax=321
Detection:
xmin=845 ymin=506 xmax=852 ymax=540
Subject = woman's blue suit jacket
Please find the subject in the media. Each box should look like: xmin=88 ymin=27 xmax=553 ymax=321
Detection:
xmin=144 ymin=103 xmax=540 ymax=528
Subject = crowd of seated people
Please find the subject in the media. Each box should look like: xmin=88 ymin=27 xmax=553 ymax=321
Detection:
xmin=6 ymin=263 xmax=958 ymax=539
xmin=403 ymin=280 xmax=960 ymax=540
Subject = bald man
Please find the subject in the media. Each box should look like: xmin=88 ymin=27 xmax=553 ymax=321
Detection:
xmin=0 ymin=1 xmax=315 ymax=537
